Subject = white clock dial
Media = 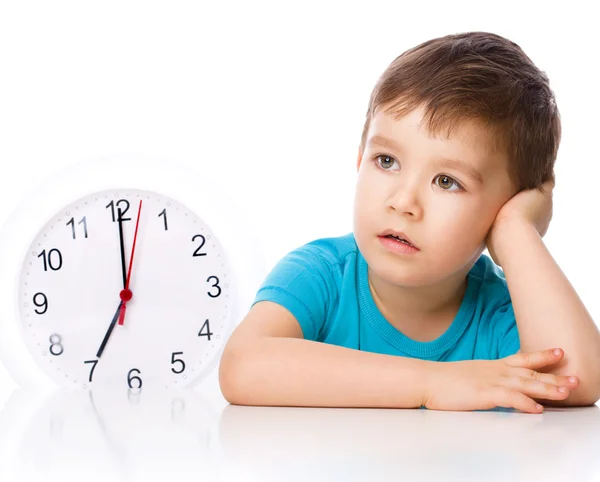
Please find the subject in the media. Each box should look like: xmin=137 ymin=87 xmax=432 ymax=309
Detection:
xmin=17 ymin=188 xmax=234 ymax=390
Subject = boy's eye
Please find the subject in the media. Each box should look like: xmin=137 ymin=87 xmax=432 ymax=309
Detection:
xmin=375 ymin=154 xmax=398 ymax=170
xmin=435 ymin=175 xmax=462 ymax=192
xmin=374 ymin=155 xmax=464 ymax=192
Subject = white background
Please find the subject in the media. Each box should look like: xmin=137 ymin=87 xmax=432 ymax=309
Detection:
xmin=1 ymin=0 xmax=598 ymax=409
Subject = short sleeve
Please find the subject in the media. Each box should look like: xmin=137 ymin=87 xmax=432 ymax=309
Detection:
xmin=487 ymin=301 xmax=521 ymax=359
xmin=251 ymin=245 xmax=337 ymax=341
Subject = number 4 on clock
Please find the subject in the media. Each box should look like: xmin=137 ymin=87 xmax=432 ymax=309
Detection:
xmin=198 ymin=319 xmax=213 ymax=341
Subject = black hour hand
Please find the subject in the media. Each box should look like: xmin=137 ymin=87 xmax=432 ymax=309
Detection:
xmin=97 ymin=301 xmax=123 ymax=358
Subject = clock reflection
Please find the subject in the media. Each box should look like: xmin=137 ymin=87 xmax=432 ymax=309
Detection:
xmin=0 ymin=386 xmax=223 ymax=482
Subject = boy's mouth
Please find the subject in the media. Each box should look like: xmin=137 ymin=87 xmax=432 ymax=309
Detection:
xmin=378 ymin=230 xmax=419 ymax=249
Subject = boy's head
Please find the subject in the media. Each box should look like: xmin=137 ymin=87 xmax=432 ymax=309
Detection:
xmin=353 ymin=32 xmax=561 ymax=287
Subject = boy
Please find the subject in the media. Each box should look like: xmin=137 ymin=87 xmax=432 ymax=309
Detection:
xmin=219 ymin=31 xmax=600 ymax=413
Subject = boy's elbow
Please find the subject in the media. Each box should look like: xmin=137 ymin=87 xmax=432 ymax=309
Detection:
xmin=556 ymin=367 xmax=600 ymax=407
xmin=580 ymin=374 xmax=600 ymax=406
xmin=574 ymin=362 xmax=600 ymax=406
xmin=219 ymin=344 xmax=252 ymax=405
xmin=564 ymin=389 xmax=600 ymax=408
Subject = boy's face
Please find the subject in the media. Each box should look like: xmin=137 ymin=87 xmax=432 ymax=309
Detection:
xmin=354 ymin=105 xmax=516 ymax=287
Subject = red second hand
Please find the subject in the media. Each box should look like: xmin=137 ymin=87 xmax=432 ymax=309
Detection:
xmin=119 ymin=199 xmax=143 ymax=326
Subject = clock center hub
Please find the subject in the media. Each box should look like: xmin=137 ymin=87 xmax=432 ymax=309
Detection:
xmin=120 ymin=289 xmax=133 ymax=302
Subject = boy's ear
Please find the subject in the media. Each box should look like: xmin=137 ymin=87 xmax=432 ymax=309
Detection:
xmin=356 ymin=147 xmax=363 ymax=171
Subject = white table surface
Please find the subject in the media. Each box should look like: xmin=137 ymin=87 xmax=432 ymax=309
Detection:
xmin=1 ymin=385 xmax=598 ymax=482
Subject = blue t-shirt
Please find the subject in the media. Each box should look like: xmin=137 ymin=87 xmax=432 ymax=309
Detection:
xmin=252 ymin=232 xmax=520 ymax=361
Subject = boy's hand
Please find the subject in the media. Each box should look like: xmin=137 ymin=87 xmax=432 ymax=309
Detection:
xmin=485 ymin=180 xmax=554 ymax=266
xmin=422 ymin=348 xmax=580 ymax=413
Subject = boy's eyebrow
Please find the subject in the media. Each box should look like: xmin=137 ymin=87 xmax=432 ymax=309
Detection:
xmin=367 ymin=135 xmax=484 ymax=184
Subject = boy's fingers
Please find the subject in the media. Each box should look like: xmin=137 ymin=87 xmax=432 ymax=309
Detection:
xmin=512 ymin=378 xmax=571 ymax=401
xmin=497 ymin=389 xmax=543 ymax=414
xmin=505 ymin=348 xmax=563 ymax=370
xmin=516 ymin=368 xmax=579 ymax=388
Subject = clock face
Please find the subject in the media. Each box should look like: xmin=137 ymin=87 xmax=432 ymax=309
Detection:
xmin=16 ymin=188 xmax=235 ymax=390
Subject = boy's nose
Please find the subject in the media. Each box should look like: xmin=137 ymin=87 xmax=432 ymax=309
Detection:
xmin=387 ymin=188 xmax=423 ymax=219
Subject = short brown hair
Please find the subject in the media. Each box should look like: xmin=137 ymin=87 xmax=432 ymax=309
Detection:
xmin=359 ymin=32 xmax=561 ymax=192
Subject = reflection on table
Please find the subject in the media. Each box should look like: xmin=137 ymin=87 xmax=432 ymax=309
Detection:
xmin=1 ymin=386 xmax=598 ymax=482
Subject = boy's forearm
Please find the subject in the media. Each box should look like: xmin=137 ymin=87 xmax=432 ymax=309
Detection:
xmin=219 ymin=337 xmax=430 ymax=408
xmin=494 ymin=220 xmax=600 ymax=406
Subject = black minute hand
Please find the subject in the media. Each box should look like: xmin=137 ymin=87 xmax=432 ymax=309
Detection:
xmin=118 ymin=208 xmax=127 ymax=288
xmin=97 ymin=301 xmax=123 ymax=358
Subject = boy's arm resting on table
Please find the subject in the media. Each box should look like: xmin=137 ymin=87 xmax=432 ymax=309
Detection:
xmin=495 ymin=221 xmax=600 ymax=407
xmin=218 ymin=301 xmax=429 ymax=408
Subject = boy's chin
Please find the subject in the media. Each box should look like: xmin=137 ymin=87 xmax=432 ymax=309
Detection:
xmin=367 ymin=250 xmax=477 ymax=286
xmin=368 ymin=259 xmax=433 ymax=287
